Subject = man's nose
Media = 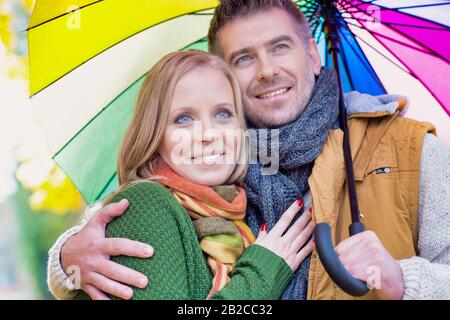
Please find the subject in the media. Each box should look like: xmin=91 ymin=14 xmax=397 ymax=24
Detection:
xmin=257 ymin=54 xmax=279 ymax=82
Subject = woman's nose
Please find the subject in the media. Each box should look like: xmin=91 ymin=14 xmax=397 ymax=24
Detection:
xmin=196 ymin=119 xmax=219 ymax=144
xmin=202 ymin=128 xmax=220 ymax=144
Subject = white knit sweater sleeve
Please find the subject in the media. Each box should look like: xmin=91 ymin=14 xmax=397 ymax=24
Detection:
xmin=47 ymin=202 xmax=103 ymax=300
xmin=398 ymin=133 xmax=450 ymax=300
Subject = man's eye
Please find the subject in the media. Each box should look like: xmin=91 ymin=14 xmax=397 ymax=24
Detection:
xmin=215 ymin=109 xmax=232 ymax=119
xmin=274 ymin=43 xmax=289 ymax=51
xmin=236 ymin=55 xmax=252 ymax=65
xmin=175 ymin=114 xmax=193 ymax=124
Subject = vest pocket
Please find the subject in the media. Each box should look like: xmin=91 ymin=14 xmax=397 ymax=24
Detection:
xmin=367 ymin=166 xmax=394 ymax=176
xmin=365 ymin=139 xmax=398 ymax=178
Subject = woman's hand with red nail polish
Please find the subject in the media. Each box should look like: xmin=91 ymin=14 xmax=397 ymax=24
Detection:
xmin=255 ymin=200 xmax=315 ymax=272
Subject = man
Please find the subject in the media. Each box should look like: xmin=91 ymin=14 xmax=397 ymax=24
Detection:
xmin=48 ymin=0 xmax=450 ymax=300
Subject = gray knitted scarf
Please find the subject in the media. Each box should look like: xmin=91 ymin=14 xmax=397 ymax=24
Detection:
xmin=244 ymin=68 xmax=340 ymax=300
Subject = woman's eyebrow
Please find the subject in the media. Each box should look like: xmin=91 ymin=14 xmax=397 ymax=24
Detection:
xmin=169 ymin=106 xmax=195 ymax=116
xmin=170 ymin=103 xmax=233 ymax=116
xmin=214 ymin=102 xmax=233 ymax=108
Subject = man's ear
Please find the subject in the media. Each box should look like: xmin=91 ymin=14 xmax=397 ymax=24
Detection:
xmin=308 ymin=38 xmax=322 ymax=76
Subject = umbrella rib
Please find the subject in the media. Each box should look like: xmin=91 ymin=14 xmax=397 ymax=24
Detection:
xmin=339 ymin=0 xmax=450 ymax=62
xmin=377 ymin=2 xmax=450 ymax=11
xmin=342 ymin=18 xmax=430 ymax=53
xmin=333 ymin=12 xmax=356 ymax=91
xmin=336 ymin=19 xmax=412 ymax=76
xmin=337 ymin=0 xmax=449 ymax=62
xmin=26 ymin=0 xmax=104 ymax=31
xmin=29 ymin=8 xmax=215 ymax=97
xmin=338 ymin=2 xmax=450 ymax=114
xmin=339 ymin=0 xmax=450 ymax=30
xmin=336 ymin=11 xmax=384 ymax=92
xmin=336 ymin=23 xmax=386 ymax=92
xmin=337 ymin=22 xmax=450 ymax=115
xmin=95 ymin=172 xmax=118 ymax=202
xmin=339 ymin=16 xmax=450 ymax=31
xmin=341 ymin=0 xmax=378 ymax=9
xmin=340 ymin=0 xmax=450 ymax=12
xmin=51 ymin=73 xmax=147 ymax=159
xmin=180 ymin=38 xmax=208 ymax=51
xmin=336 ymin=42 xmax=355 ymax=91
xmin=337 ymin=22 xmax=387 ymax=91
xmin=342 ymin=18 xmax=447 ymax=62
xmin=342 ymin=31 xmax=419 ymax=81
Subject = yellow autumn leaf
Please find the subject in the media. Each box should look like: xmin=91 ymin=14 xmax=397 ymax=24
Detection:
xmin=26 ymin=164 xmax=85 ymax=214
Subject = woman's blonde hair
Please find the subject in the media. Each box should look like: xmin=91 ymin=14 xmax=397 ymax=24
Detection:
xmin=117 ymin=50 xmax=248 ymax=188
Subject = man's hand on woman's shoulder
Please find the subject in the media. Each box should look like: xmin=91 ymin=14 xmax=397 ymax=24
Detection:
xmin=61 ymin=199 xmax=154 ymax=300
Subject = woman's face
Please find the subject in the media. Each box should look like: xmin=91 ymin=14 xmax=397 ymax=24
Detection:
xmin=158 ymin=66 xmax=242 ymax=186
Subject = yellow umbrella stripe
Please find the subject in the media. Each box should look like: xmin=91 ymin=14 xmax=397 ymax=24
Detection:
xmin=28 ymin=0 xmax=100 ymax=28
xmin=28 ymin=0 xmax=218 ymax=95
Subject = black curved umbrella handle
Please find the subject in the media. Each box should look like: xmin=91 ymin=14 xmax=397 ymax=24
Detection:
xmin=314 ymin=222 xmax=369 ymax=296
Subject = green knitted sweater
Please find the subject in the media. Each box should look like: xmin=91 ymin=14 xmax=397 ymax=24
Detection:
xmin=83 ymin=181 xmax=293 ymax=300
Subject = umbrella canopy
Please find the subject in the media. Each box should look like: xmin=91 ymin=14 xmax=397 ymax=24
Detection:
xmin=27 ymin=0 xmax=450 ymax=203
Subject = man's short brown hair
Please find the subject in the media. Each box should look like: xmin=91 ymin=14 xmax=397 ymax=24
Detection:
xmin=207 ymin=0 xmax=311 ymax=56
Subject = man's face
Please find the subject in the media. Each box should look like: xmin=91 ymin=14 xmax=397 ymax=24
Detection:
xmin=217 ymin=8 xmax=322 ymax=128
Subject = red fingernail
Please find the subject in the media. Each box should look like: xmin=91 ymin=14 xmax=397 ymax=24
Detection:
xmin=261 ymin=223 xmax=267 ymax=232
xmin=296 ymin=199 xmax=303 ymax=207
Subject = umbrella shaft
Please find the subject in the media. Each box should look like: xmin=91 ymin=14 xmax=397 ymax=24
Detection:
xmin=323 ymin=0 xmax=361 ymax=225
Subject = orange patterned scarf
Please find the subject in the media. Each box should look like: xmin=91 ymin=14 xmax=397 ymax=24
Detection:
xmin=154 ymin=161 xmax=255 ymax=298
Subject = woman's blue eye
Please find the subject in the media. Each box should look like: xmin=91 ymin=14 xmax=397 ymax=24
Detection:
xmin=175 ymin=114 xmax=193 ymax=124
xmin=216 ymin=109 xmax=232 ymax=119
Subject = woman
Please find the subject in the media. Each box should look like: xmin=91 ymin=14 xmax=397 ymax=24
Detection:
xmin=80 ymin=50 xmax=314 ymax=300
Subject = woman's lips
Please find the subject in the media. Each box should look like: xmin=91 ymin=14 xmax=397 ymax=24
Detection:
xmin=191 ymin=153 xmax=226 ymax=164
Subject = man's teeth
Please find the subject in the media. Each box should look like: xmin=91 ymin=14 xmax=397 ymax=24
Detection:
xmin=259 ymin=88 xmax=289 ymax=99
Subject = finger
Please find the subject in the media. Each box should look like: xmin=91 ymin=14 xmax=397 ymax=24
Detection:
xmin=93 ymin=199 xmax=129 ymax=228
xmin=294 ymin=238 xmax=315 ymax=267
xmin=340 ymin=248 xmax=383 ymax=276
xmin=256 ymin=230 xmax=267 ymax=242
xmin=100 ymin=238 xmax=153 ymax=258
xmin=255 ymin=223 xmax=268 ymax=245
xmin=271 ymin=200 xmax=303 ymax=237
xmin=283 ymin=207 xmax=312 ymax=243
xmin=89 ymin=272 xmax=134 ymax=300
xmin=289 ymin=220 xmax=315 ymax=254
xmin=341 ymin=259 xmax=375 ymax=283
xmin=95 ymin=260 xmax=148 ymax=289
xmin=84 ymin=284 xmax=110 ymax=300
xmin=335 ymin=230 xmax=373 ymax=256
xmin=337 ymin=240 xmax=375 ymax=266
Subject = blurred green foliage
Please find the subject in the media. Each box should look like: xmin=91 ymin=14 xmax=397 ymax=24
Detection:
xmin=12 ymin=178 xmax=81 ymax=299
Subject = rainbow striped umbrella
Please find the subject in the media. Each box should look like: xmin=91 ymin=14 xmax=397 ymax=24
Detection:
xmin=27 ymin=0 xmax=450 ymax=204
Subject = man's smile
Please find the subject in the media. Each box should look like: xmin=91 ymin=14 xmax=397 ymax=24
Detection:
xmin=255 ymin=86 xmax=292 ymax=100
